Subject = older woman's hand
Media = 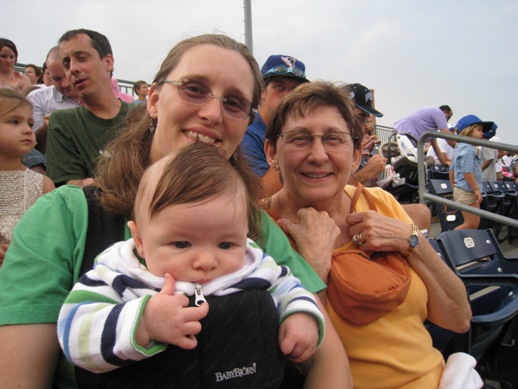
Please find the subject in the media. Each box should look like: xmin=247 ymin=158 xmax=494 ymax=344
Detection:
xmin=277 ymin=208 xmax=339 ymax=282
xmin=346 ymin=210 xmax=412 ymax=255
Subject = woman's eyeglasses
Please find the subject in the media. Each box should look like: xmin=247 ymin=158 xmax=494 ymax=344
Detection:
xmin=263 ymin=65 xmax=305 ymax=78
xmin=278 ymin=130 xmax=353 ymax=151
xmin=158 ymin=79 xmax=252 ymax=120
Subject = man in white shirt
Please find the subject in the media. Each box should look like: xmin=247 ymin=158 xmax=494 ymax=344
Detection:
xmin=27 ymin=46 xmax=81 ymax=154
xmin=426 ymin=127 xmax=455 ymax=166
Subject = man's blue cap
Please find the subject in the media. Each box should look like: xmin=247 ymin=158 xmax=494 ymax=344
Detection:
xmin=261 ymin=54 xmax=309 ymax=82
xmin=455 ymin=114 xmax=494 ymax=134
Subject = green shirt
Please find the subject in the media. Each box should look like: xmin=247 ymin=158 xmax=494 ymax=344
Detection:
xmin=46 ymin=102 xmax=130 ymax=185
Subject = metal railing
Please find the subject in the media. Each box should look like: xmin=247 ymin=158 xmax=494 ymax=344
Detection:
xmin=374 ymin=124 xmax=395 ymax=144
xmin=417 ymin=131 xmax=518 ymax=229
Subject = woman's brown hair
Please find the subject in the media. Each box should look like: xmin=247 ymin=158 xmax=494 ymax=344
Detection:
xmin=95 ymin=34 xmax=263 ymax=221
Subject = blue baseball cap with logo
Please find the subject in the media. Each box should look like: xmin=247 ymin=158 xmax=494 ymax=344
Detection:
xmin=455 ymin=115 xmax=494 ymax=134
xmin=261 ymin=54 xmax=309 ymax=83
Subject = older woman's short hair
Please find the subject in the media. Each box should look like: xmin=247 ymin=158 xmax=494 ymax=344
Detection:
xmin=264 ymin=81 xmax=363 ymax=150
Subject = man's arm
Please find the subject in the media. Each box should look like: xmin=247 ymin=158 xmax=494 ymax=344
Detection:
xmin=34 ymin=114 xmax=51 ymax=154
xmin=431 ymin=128 xmax=452 ymax=165
xmin=348 ymin=154 xmax=386 ymax=185
xmin=66 ymin=178 xmax=95 ymax=188
xmin=481 ymin=159 xmax=493 ymax=172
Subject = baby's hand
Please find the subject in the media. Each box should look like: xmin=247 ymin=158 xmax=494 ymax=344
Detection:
xmin=136 ymin=273 xmax=209 ymax=349
xmin=279 ymin=313 xmax=319 ymax=363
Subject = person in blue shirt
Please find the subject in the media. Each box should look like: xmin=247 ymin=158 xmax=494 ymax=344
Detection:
xmin=241 ymin=54 xmax=308 ymax=196
xmin=450 ymin=114 xmax=494 ymax=230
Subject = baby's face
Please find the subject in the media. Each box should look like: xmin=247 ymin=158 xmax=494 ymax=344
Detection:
xmin=133 ymin=193 xmax=249 ymax=284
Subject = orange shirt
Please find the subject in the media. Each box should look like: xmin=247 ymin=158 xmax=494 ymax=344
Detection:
xmin=328 ymin=186 xmax=445 ymax=388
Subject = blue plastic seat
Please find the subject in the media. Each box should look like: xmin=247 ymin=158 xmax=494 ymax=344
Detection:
xmin=435 ymin=229 xmax=518 ymax=368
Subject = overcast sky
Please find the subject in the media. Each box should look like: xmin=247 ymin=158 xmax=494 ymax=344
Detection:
xmin=4 ymin=0 xmax=517 ymax=144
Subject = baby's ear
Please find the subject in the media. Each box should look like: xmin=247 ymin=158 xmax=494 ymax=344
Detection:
xmin=128 ymin=220 xmax=145 ymax=258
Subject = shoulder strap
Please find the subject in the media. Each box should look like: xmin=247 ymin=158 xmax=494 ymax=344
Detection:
xmin=259 ymin=197 xmax=283 ymax=221
xmin=349 ymin=183 xmax=378 ymax=213
xmin=80 ymin=185 xmax=125 ymax=277
xmin=259 ymin=197 xmax=298 ymax=251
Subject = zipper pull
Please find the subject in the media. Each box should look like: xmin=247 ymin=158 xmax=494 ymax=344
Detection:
xmin=194 ymin=283 xmax=206 ymax=307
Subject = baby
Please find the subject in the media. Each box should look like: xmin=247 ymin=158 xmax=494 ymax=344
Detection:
xmin=58 ymin=142 xmax=324 ymax=386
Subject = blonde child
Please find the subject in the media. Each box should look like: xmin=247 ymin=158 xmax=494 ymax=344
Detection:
xmin=450 ymin=114 xmax=494 ymax=230
xmin=0 ymin=89 xmax=54 ymax=264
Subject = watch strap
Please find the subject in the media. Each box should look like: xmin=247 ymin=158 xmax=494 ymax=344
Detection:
xmin=404 ymin=224 xmax=419 ymax=258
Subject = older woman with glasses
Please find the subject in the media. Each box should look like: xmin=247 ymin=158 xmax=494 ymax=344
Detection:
xmin=0 ymin=35 xmax=350 ymax=389
xmin=262 ymin=81 xmax=472 ymax=389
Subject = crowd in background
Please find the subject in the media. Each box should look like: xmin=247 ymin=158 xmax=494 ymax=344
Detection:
xmin=0 ymin=30 xmax=514 ymax=389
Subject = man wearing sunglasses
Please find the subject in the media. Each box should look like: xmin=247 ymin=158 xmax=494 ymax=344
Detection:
xmin=241 ymin=54 xmax=308 ymax=195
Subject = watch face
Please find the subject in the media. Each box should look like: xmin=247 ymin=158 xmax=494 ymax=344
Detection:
xmin=409 ymin=234 xmax=419 ymax=248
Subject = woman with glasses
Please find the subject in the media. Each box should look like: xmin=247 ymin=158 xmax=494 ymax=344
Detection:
xmin=262 ymin=81 xmax=473 ymax=389
xmin=0 ymin=34 xmax=349 ymax=388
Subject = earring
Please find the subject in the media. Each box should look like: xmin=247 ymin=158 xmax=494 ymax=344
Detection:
xmin=272 ymin=161 xmax=279 ymax=170
xmin=149 ymin=118 xmax=157 ymax=134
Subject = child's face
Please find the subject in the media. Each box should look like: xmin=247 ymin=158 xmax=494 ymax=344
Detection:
xmin=130 ymin=192 xmax=249 ymax=283
xmin=0 ymin=105 xmax=35 ymax=157
xmin=471 ymin=124 xmax=484 ymax=139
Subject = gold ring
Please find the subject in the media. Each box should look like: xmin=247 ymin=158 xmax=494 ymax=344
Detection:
xmin=352 ymin=233 xmax=364 ymax=247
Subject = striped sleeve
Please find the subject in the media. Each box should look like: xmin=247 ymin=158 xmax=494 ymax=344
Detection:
xmin=255 ymin=250 xmax=326 ymax=347
xmin=57 ymin=264 xmax=166 ymax=373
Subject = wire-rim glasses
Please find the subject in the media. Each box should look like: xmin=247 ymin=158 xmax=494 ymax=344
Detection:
xmin=158 ymin=79 xmax=252 ymax=119
xmin=278 ymin=130 xmax=353 ymax=150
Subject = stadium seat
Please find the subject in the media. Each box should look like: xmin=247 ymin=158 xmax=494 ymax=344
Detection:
xmin=436 ymin=229 xmax=518 ymax=368
xmin=428 ymin=179 xmax=463 ymax=231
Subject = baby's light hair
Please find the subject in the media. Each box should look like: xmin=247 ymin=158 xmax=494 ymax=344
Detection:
xmin=133 ymin=142 xmax=262 ymax=240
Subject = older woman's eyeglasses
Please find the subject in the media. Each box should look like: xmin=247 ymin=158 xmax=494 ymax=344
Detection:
xmin=158 ymin=79 xmax=252 ymax=119
xmin=278 ymin=130 xmax=352 ymax=150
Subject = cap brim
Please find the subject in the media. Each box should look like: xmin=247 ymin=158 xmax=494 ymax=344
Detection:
xmin=263 ymin=73 xmax=309 ymax=83
xmin=357 ymin=104 xmax=383 ymax=118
